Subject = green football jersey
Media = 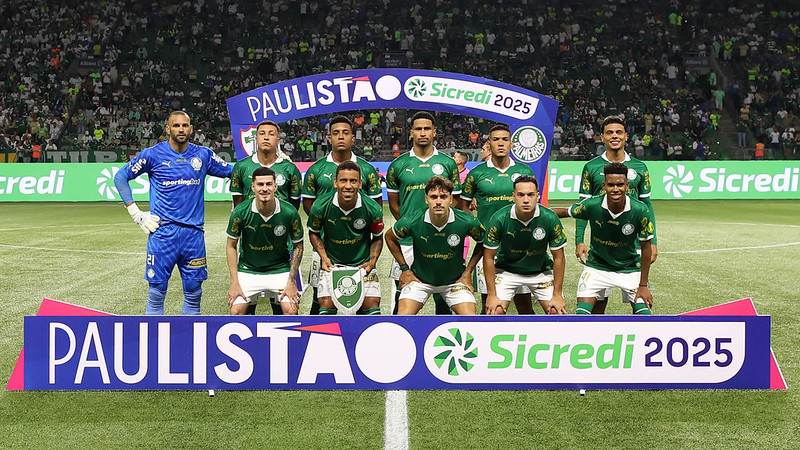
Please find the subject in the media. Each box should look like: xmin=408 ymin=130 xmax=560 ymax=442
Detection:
xmin=307 ymin=192 xmax=384 ymax=266
xmin=301 ymin=152 xmax=382 ymax=201
xmin=485 ymin=204 xmax=567 ymax=275
xmin=386 ymin=149 xmax=462 ymax=218
xmin=568 ymin=195 xmax=654 ymax=273
xmin=461 ymin=159 xmax=535 ymax=226
xmin=230 ymin=154 xmax=302 ymax=202
xmin=577 ymin=153 xmax=657 ymax=245
xmin=227 ymin=198 xmax=304 ymax=275
xmin=393 ymin=208 xmax=484 ymax=286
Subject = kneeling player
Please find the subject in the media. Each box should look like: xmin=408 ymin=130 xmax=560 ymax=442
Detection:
xmin=385 ymin=176 xmax=485 ymax=315
xmin=308 ymin=161 xmax=384 ymax=315
xmin=553 ymin=162 xmax=654 ymax=315
xmin=483 ymin=175 xmax=568 ymax=315
xmin=226 ymin=167 xmax=304 ymax=315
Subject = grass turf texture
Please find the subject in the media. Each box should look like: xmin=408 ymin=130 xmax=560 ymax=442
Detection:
xmin=1 ymin=200 xmax=799 ymax=448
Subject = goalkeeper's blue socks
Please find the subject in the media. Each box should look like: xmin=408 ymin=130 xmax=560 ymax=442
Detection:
xmin=576 ymin=301 xmax=594 ymax=315
xmin=182 ymin=279 xmax=202 ymax=315
xmin=146 ymin=282 xmax=168 ymax=315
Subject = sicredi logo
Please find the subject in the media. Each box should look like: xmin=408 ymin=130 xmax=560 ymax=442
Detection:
xmin=96 ymin=167 xmax=150 ymax=200
xmin=403 ymin=76 xmax=539 ymax=120
xmin=424 ymin=322 xmax=745 ymax=384
xmin=244 ymin=75 xmax=403 ymax=122
xmin=0 ymin=170 xmax=65 ymax=195
xmin=663 ymin=164 xmax=694 ymax=198
xmin=663 ymin=165 xmax=800 ymax=197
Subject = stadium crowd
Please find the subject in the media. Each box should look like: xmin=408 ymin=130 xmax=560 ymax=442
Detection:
xmin=2 ymin=0 xmax=800 ymax=162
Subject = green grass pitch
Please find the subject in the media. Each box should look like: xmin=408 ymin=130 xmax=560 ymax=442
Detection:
xmin=1 ymin=200 xmax=799 ymax=448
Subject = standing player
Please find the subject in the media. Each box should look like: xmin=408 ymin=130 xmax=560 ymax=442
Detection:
xmin=302 ymin=115 xmax=383 ymax=314
xmin=385 ymin=176 xmax=484 ymax=315
xmin=226 ymin=167 xmax=304 ymax=315
xmin=554 ymin=162 xmax=654 ymax=315
xmin=114 ymin=111 xmax=233 ymax=315
xmin=483 ymin=176 xmax=568 ymax=315
xmin=576 ymin=115 xmax=658 ymax=314
xmin=386 ymin=111 xmax=462 ymax=315
xmin=231 ymin=120 xmax=301 ymax=209
xmin=461 ymin=124 xmax=535 ymax=313
xmin=308 ymin=161 xmax=384 ymax=315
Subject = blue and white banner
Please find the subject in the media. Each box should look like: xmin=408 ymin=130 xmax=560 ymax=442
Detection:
xmin=226 ymin=69 xmax=559 ymax=191
xmin=24 ymin=315 xmax=770 ymax=390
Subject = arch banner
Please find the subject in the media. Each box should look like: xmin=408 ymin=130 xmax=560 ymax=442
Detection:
xmin=226 ymin=69 xmax=559 ymax=190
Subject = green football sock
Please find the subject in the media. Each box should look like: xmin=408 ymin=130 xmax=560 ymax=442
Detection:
xmin=576 ymin=302 xmax=594 ymax=315
xmin=319 ymin=307 xmax=337 ymax=315
xmin=633 ymin=303 xmax=652 ymax=315
xmin=361 ymin=307 xmax=380 ymax=315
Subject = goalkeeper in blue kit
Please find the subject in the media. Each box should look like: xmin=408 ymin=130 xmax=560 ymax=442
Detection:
xmin=114 ymin=111 xmax=233 ymax=314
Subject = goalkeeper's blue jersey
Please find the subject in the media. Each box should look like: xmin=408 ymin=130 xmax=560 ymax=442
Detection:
xmin=118 ymin=141 xmax=232 ymax=227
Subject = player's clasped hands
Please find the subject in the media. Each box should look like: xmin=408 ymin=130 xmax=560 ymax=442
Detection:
xmin=127 ymin=203 xmax=160 ymax=235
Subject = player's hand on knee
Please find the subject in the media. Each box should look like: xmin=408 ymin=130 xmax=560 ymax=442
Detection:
xmin=127 ymin=203 xmax=160 ymax=234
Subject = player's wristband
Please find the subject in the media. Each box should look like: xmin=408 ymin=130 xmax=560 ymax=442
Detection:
xmin=399 ymin=263 xmax=410 ymax=272
xmin=639 ymin=284 xmax=648 ymax=287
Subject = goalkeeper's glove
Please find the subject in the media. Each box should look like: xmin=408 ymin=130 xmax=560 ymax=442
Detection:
xmin=127 ymin=203 xmax=161 ymax=235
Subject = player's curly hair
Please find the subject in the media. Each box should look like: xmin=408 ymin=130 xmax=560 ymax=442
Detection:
xmin=335 ymin=160 xmax=361 ymax=179
xmin=603 ymin=162 xmax=629 ymax=177
xmin=329 ymin=115 xmax=354 ymax=131
xmin=425 ymin=176 xmax=453 ymax=194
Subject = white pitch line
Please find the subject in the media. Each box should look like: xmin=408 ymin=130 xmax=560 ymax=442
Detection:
xmin=384 ymin=390 xmax=409 ymax=450
xmin=0 ymin=243 xmax=226 ymax=257
xmin=660 ymin=241 xmax=800 ymax=254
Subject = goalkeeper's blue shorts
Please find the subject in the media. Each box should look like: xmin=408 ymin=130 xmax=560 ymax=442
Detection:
xmin=145 ymin=223 xmax=207 ymax=283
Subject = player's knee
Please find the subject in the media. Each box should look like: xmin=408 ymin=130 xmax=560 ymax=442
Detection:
xmin=182 ymin=279 xmax=202 ymax=293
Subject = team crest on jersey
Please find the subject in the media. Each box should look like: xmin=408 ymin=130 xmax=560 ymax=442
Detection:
xmin=627 ymin=168 xmax=637 ymax=181
xmin=147 ymin=268 xmax=155 ymax=278
xmin=274 ymin=224 xmax=287 ymax=236
xmin=275 ymin=173 xmax=287 ymax=186
xmin=353 ymin=217 xmax=367 ymax=230
xmin=533 ymin=227 xmax=546 ymax=240
xmin=190 ymin=157 xmax=202 ymax=171
xmin=432 ymin=163 xmax=445 ymax=175
xmin=621 ymin=223 xmax=635 ymax=235
xmin=447 ymin=233 xmax=461 ymax=246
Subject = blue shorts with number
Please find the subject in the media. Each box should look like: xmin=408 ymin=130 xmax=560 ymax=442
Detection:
xmin=145 ymin=223 xmax=207 ymax=283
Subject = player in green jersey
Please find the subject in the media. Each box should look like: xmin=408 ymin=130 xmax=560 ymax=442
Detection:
xmin=461 ymin=124 xmax=536 ymax=312
xmin=385 ymin=176 xmax=485 ymax=315
xmin=576 ymin=115 xmax=658 ymax=314
xmin=483 ymin=175 xmax=568 ymax=315
xmin=386 ymin=111 xmax=463 ymax=315
xmin=302 ymin=115 xmax=383 ymax=315
xmin=226 ymin=167 xmax=304 ymax=315
xmin=308 ymin=161 xmax=385 ymax=315
xmin=231 ymin=120 xmax=302 ymax=210
xmin=554 ymin=162 xmax=654 ymax=315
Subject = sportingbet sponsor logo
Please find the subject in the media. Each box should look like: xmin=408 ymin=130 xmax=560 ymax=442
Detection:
xmin=403 ymin=76 xmax=539 ymax=120
xmin=244 ymin=75 xmax=403 ymax=122
xmin=424 ymin=322 xmax=745 ymax=384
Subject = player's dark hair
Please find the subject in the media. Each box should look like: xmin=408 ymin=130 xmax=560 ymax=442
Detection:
xmin=425 ymin=176 xmax=453 ymax=194
xmin=329 ymin=115 xmax=354 ymax=131
xmin=410 ymin=111 xmax=435 ymax=127
xmin=453 ymin=151 xmax=469 ymax=161
xmin=256 ymin=120 xmax=280 ymax=134
xmin=603 ymin=162 xmax=629 ymax=177
xmin=601 ymin=115 xmax=626 ymax=131
xmin=335 ymin=160 xmax=361 ymax=179
xmin=252 ymin=166 xmax=276 ymax=181
xmin=489 ymin=124 xmax=510 ymax=135
xmin=513 ymin=174 xmax=539 ymax=190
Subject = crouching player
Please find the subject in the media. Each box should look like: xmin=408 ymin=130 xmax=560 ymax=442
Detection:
xmin=483 ymin=175 xmax=568 ymax=315
xmin=226 ymin=167 xmax=304 ymax=314
xmin=553 ymin=162 xmax=654 ymax=315
xmin=307 ymin=161 xmax=384 ymax=315
xmin=385 ymin=176 xmax=485 ymax=315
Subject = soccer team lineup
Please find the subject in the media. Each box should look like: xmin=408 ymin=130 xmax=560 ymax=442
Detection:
xmin=116 ymin=109 xmax=657 ymax=317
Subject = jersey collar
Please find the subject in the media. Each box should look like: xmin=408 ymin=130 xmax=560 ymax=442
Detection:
xmin=601 ymin=151 xmax=631 ymax=163
xmin=423 ymin=207 xmax=455 ymax=231
xmin=601 ymin=194 xmax=631 ymax=219
xmin=252 ymin=197 xmax=281 ymax=222
xmin=510 ymin=203 xmax=539 ymax=225
xmin=487 ymin=157 xmax=516 ymax=173
xmin=325 ymin=151 xmax=357 ymax=164
xmin=251 ymin=153 xmax=284 ymax=167
xmin=332 ymin=191 xmax=363 ymax=214
xmin=409 ymin=146 xmax=439 ymax=163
